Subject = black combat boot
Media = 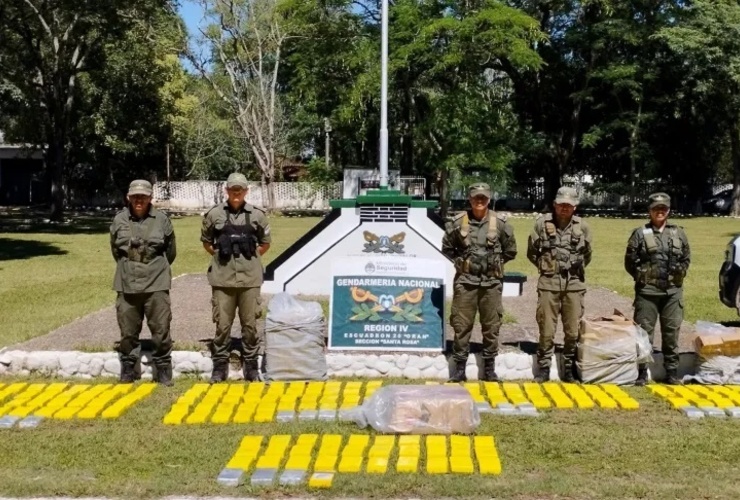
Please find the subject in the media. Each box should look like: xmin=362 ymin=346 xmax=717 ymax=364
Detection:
xmin=635 ymin=364 xmax=648 ymax=386
xmin=448 ymin=360 xmax=467 ymax=383
xmin=482 ymin=358 xmax=499 ymax=382
xmin=155 ymin=363 xmax=174 ymax=387
xmin=534 ymin=369 xmax=550 ymax=383
xmin=561 ymin=357 xmax=577 ymax=383
xmin=243 ymin=359 xmax=261 ymax=382
xmin=210 ymin=359 xmax=229 ymax=384
xmin=665 ymin=368 xmax=682 ymax=385
xmin=120 ymin=360 xmax=136 ymax=384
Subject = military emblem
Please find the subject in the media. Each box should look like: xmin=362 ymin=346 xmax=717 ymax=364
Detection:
xmin=349 ymin=287 xmax=424 ymax=322
xmin=362 ymin=231 xmax=406 ymax=253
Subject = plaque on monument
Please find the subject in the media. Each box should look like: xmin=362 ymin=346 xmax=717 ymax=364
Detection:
xmin=329 ymin=257 xmax=445 ymax=351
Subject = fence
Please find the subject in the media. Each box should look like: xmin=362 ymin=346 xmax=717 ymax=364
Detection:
xmin=153 ymin=181 xmax=343 ymax=210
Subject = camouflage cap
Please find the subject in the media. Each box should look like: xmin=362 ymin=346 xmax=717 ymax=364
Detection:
xmin=127 ymin=179 xmax=152 ymax=197
xmin=226 ymin=172 xmax=249 ymax=189
xmin=469 ymin=182 xmax=491 ymax=199
xmin=554 ymin=186 xmax=579 ymax=206
xmin=649 ymin=192 xmax=671 ymax=209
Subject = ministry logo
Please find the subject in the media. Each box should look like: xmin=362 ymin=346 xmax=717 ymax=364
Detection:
xmin=364 ymin=262 xmax=376 ymax=274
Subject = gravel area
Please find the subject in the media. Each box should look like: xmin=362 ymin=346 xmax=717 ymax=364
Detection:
xmin=9 ymin=274 xmax=696 ymax=353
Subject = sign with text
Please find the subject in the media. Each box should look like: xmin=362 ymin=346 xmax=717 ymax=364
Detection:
xmin=329 ymin=257 xmax=445 ymax=351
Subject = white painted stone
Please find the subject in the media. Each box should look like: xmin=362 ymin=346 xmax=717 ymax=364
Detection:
xmin=465 ymin=364 xmax=479 ymax=381
xmin=421 ymin=366 xmax=438 ymax=379
xmin=433 ymin=356 xmax=448 ymax=371
xmin=8 ymin=351 xmax=27 ymax=371
xmin=333 ymin=369 xmax=354 ymax=378
xmin=0 ymin=364 xmax=6 ymax=375
xmin=350 ymin=362 xmax=365 ymax=372
xmin=198 ymin=357 xmax=213 ymax=373
xmin=379 ymin=354 xmax=395 ymax=362
xmin=141 ymin=373 xmax=153 ymax=381
xmin=375 ymin=361 xmax=392 ymax=374
xmin=88 ymin=357 xmax=104 ymax=376
xmin=502 ymin=354 xmax=516 ymax=370
xmin=364 ymin=369 xmax=380 ymax=378
xmin=18 ymin=369 xmax=30 ymax=377
xmin=171 ymin=351 xmax=190 ymax=364
xmin=353 ymin=368 xmax=367 ymax=378
xmin=75 ymin=373 xmax=93 ymax=380
xmin=103 ymin=358 xmax=120 ymax=375
xmin=59 ymin=352 xmax=80 ymax=373
xmin=402 ymin=366 xmax=421 ymax=379
xmin=516 ymin=354 xmax=532 ymax=371
xmin=329 ymin=354 xmax=351 ymax=369
xmin=364 ymin=355 xmax=378 ymax=366
xmin=76 ymin=362 xmax=90 ymax=375
xmin=177 ymin=361 xmax=197 ymax=373
xmin=27 ymin=352 xmax=60 ymax=373
xmin=396 ymin=353 xmax=409 ymax=369
xmin=0 ymin=351 xmax=12 ymax=365
xmin=77 ymin=353 xmax=92 ymax=364
xmin=416 ymin=356 xmax=433 ymax=370
xmin=388 ymin=367 xmax=403 ymax=378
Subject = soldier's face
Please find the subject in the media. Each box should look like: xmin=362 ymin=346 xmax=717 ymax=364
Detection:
xmin=650 ymin=205 xmax=669 ymax=225
xmin=553 ymin=202 xmax=575 ymax=220
xmin=127 ymin=194 xmax=151 ymax=217
xmin=469 ymin=195 xmax=489 ymax=211
xmin=226 ymin=186 xmax=247 ymax=206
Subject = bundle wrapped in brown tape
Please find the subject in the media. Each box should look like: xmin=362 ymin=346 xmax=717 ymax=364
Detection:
xmin=577 ymin=310 xmax=652 ymax=385
xmin=686 ymin=321 xmax=740 ymax=384
xmin=341 ymin=385 xmax=480 ymax=434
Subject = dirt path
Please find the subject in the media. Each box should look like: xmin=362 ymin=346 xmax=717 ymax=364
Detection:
xmin=9 ymin=274 xmax=696 ymax=354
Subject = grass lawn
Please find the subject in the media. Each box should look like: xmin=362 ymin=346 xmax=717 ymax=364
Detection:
xmin=2 ymin=211 xmax=740 ymax=498
xmin=0 ymin=378 xmax=739 ymax=498
xmin=1 ymin=212 xmax=739 ymax=348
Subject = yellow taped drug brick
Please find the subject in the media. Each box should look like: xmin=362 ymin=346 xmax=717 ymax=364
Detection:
xmin=426 ymin=457 xmax=448 ymax=474
xmin=366 ymin=456 xmax=389 ymax=473
xmin=474 ymin=436 xmax=501 ymax=475
xmin=308 ymin=472 xmax=333 ymax=489
xmin=396 ymin=455 xmax=419 ymax=473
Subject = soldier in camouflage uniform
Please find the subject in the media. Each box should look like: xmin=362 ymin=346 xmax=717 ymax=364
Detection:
xmin=110 ymin=179 xmax=177 ymax=385
xmin=527 ymin=186 xmax=592 ymax=383
xmin=201 ymin=173 xmax=271 ymax=383
xmin=442 ymin=183 xmax=517 ymax=382
xmin=625 ymin=192 xmax=690 ymax=385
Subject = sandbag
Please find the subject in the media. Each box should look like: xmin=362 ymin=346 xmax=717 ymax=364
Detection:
xmin=264 ymin=293 xmax=327 ymax=381
xmin=577 ymin=310 xmax=652 ymax=385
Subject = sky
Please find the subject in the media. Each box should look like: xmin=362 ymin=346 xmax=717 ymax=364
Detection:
xmin=178 ymin=2 xmax=203 ymax=38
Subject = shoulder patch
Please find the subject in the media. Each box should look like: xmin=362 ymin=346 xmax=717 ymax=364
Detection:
xmin=495 ymin=212 xmax=508 ymax=222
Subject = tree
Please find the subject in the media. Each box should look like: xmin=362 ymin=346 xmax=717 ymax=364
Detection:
xmin=0 ymin=0 xmax=171 ymax=219
xmin=188 ymin=0 xmax=296 ymax=210
xmin=657 ymin=0 xmax=740 ymax=216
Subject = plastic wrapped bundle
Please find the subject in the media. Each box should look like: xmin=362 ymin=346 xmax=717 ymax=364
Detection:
xmin=685 ymin=321 xmax=740 ymax=384
xmin=577 ymin=311 xmax=653 ymax=385
xmin=341 ymin=385 xmax=480 ymax=434
xmin=264 ymin=293 xmax=327 ymax=381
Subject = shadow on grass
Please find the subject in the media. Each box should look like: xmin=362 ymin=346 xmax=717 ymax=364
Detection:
xmin=0 ymin=237 xmax=68 ymax=261
xmin=0 ymin=207 xmax=114 ymax=234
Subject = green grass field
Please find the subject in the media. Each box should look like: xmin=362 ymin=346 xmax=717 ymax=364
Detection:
xmin=2 ymin=211 xmax=740 ymax=498
xmin=1 ymin=212 xmax=738 ymax=347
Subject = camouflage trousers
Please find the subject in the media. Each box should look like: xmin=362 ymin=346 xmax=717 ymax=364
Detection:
xmin=535 ymin=289 xmax=585 ymax=370
xmin=634 ymin=288 xmax=683 ymax=371
xmin=211 ymin=287 xmax=261 ymax=362
xmin=115 ymin=291 xmax=173 ymax=365
xmin=450 ymin=282 xmax=503 ymax=362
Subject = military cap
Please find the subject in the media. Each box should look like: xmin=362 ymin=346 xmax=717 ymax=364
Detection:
xmin=226 ymin=172 xmax=249 ymax=189
xmin=469 ymin=182 xmax=491 ymax=199
xmin=127 ymin=179 xmax=152 ymax=196
xmin=554 ymin=186 xmax=579 ymax=206
xmin=648 ymin=192 xmax=671 ymax=209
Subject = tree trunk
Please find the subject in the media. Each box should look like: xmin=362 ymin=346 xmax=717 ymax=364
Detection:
xmin=543 ymin=157 xmax=561 ymax=208
xmin=731 ymin=114 xmax=740 ymax=217
xmin=628 ymin=99 xmax=643 ymax=213
xmin=49 ymin=138 xmax=65 ymax=221
xmin=439 ymin=166 xmax=449 ymax=218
